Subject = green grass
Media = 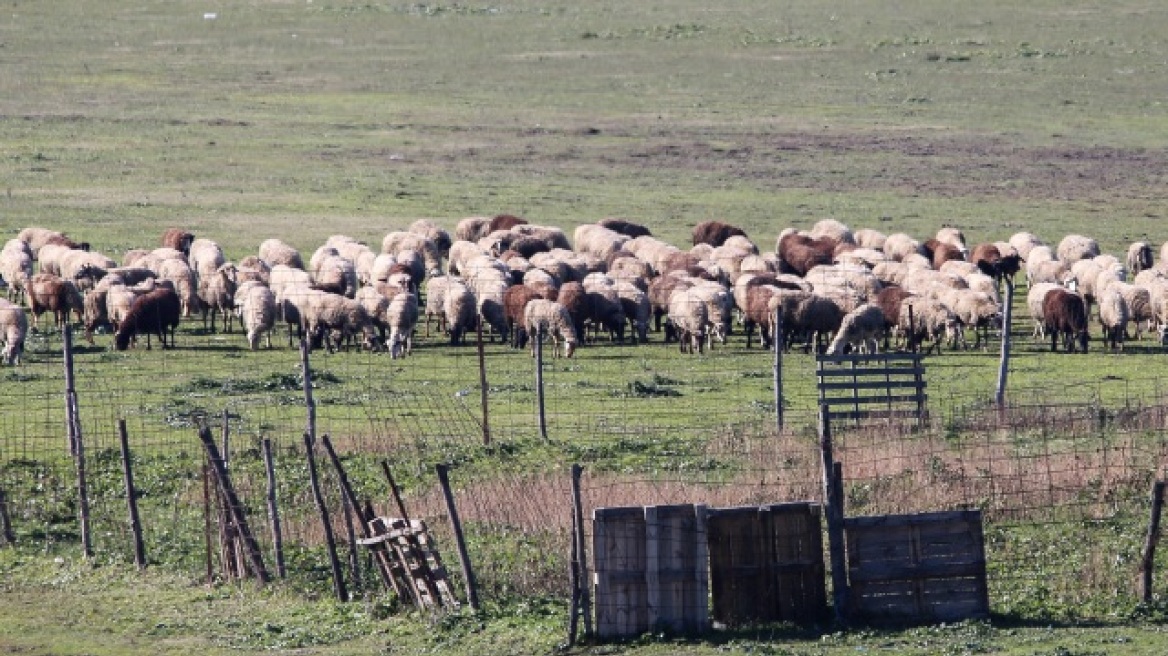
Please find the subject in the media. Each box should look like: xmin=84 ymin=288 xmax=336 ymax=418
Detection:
xmin=5 ymin=0 xmax=1168 ymax=652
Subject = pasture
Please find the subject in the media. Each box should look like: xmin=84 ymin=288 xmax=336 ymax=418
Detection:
xmin=3 ymin=0 xmax=1168 ymax=653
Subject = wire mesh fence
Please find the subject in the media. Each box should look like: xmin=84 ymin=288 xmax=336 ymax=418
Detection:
xmin=2 ymin=321 xmax=1168 ymax=626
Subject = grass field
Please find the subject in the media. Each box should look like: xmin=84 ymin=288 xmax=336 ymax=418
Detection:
xmin=4 ymin=0 xmax=1168 ymax=653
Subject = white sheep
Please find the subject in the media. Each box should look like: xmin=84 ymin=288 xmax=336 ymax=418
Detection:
xmin=198 ymin=262 xmax=238 ymax=333
xmin=386 ymin=292 xmax=419 ymax=359
xmin=0 ymin=298 xmax=28 ymax=365
xmin=1009 ymin=232 xmax=1045 ymax=261
xmin=524 ymin=299 xmax=578 ymax=358
xmin=188 ymin=238 xmax=226 ymax=277
xmin=1027 ymin=282 xmax=1061 ymax=340
xmin=883 ymin=233 xmax=924 ymax=262
xmin=258 ymin=238 xmax=305 ymax=270
xmin=936 ymin=227 xmax=969 ymax=256
xmin=1097 ymin=286 xmax=1128 ymax=351
xmin=157 ymin=258 xmax=200 ymax=317
xmin=0 ymin=242 xmax=33 ymax=303
xmin=1056 ymin=234 xmax=1100 ymax=264
xmin=234 ymin=281 xmax=276 ymax=350
xmin=667 ymin=289 xmax=708 ymax=354
xmin=443 ymin=278 xmax=477 ymax=346
xmin=810 ymin=219 xmax=855 ymax=245
xmin=826 ymin=304 xmax=885 ymax=355
xmin=854 ymin=228 xmax=888 ymax=251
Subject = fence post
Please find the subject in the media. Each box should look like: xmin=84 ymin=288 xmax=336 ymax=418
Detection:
xmin=300 ymin=337 xmax=316 ymax=443
xmin=261 ymin=438 xmax=287 ymax=579
xmin=0 ymin=486 xmax=15 ymax=546
xmin=435 ymin=463 xmax=481 ymax=611
xmin=773 ymin=307 xmax=784 ymax=432
xmin=535 ymin=326 xmax=548 ymax=440
xmin=198 ymin=426 xmax=271 ymax=584
xmin=321 ymin=436 xmax=393 ymax=590
xmin=476 ymin=317 xmax=491 ymax=445
xmin=571 ymin=463 xmax=592 ymax=638
xmin=63 ymin=324 xmax=78 ymax=456
xmin=995 ymin=281 xmax=1015 ymax=411
xmin=1141 ymin=480 xmax=1166 ymax=602
xmin=304 ymin=433 xmax=347 ymax=601
xmin=818 ymin=404 xmax=849 ymax=624
xmin=117 ymin=419 xmax=146 ymax=569
xmin=202 ymin=464 xmax=214 ymax=585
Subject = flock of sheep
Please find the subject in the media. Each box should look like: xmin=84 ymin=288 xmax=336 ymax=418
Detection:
xmin=0 ymin=215 xmax=1163 ymax=367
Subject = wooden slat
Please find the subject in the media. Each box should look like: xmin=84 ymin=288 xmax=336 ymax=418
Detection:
xmin=822 ymin=378 xmax=929 ymax=387
xmin=816 ymin=353 xmax=923 ymax=364
xmin=844 ymin=510 xmax=982 ymax=529
xmin=815 ymin=367 xmax=922 ymax=378
xmin=827 ymin=409 xmax=926 ymax=421
xmin=819 ymin=393 xmax=928 ymax=406
xmin=594 ymin=506 xmax=648 ymax=639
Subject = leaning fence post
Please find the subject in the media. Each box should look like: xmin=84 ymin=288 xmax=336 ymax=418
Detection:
xmin=476 ymin=317 xmax=491 ymax=445
xmin=304 ymin=433 xmax=347 ymax=601
xmin=261 ymin=438 xmax=287 ymax=579
xmin=995 ymin=281 xmax=1015 ymax=412
xmin=198 ymin=426 xmax=271 ymax=584
xmin=818 ymin=404 xmax=849 ymax=624
xmin=535 ymin=326 xmax=548 ymax=440
xmin=322 ymin=436 xmax=393 ymax=591
xmin=62 ymin=326 xmax=92 ymax=558
xmin=1141 ymin=480 xmax=1166 ymax=602
xmin=117 ymin=419 xmax=146 ymax=569
xmin=436 ymin=463 xmax=481 ymax=611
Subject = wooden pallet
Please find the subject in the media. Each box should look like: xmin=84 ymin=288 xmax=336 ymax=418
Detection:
xmin=359 ymin=517 xmax=460 ymax=610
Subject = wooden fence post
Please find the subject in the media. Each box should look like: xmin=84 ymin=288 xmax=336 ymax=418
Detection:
xmin=476 ymin=317 xmax=491 ymax=445
xmin=304 ymin=433 xmax=347 ymax=602
xmin=1141 ymin=480 xmax=1166 ymax=602
xmin=818 ymin=404 xmax=849 ymax=624
xmin=301 ymin=337 xmax=316 ymax=443
xmin=0 ymin=486 xmax=15 ymax=546
xmin=63 ymin=326 xmax=93 ymax=558
xmin=773 ymin=307 xmax=784 ymax=432
xmin=202 ymin=464 xmax=214 ymax=585
xmin=221 ymin=408 xmax=231 ymax=466
xmin=198 ymin=426 xmax=271 ymax=584
xmin=571 ymin=464 xmax=592 ymax=638
xmin=261 ymin=438 xmax=287 ymax=579
xmin=321 ymin=436 xmax=393 ymax=590
xmin=535 ymin=326 xmax=548 ymax=440
xmin=436 ymin=463 xmax=481 ymax=611
xmin=117 ymin=419 xmax=146 ymax=569
xmin=995 ymin=281 xmax=1015 ymax=412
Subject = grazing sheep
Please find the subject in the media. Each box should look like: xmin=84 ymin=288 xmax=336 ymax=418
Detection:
xmin=1027 ymin=258 xmax=1074 ymax=289
xmin=489 ymin=214 xmax=528 ymax=234
xmin=423 ymin=275 xmax=451 ymax=337
xmin=1009 ymin=232 xmax=1045 ymax=261
xmin=198 ymin=263 xmax=238 ymax=333
xmin=882 ymin=233 xmax=924 ymax=262
xmin=473 ymin=275 xmax=511 ymax=343
xmin=0 ymin=298 xmax=28 ymax=365
xmin=826 ymin=304 xmax=885 ymax=355
xmin=355 ymin=285 xmax=392 ymax=343
xmin=156 ymin=258 xmax=200 ymax=318
xmin=234 ymin=281 xmax=276 ymax=350
xmin=1097 ymin=286 xmax=1128 ymax=351
xmin=523 ymin=299 xmax=578 ymax=358
xmin=1042 ymin=288 xmax=1089 ymax=353
xmin=107 ymin=282 xmax=148 ymax=338
xmin=26 ymin=273 xmax=82 ymax=330
xmin=114 ymin=287 xmax=181 ymax=350
xmin=945 ymin=289 xmax=1002 ymax=350
xmin=899 ymin=298 xmax=961 ymax=355
xmin=598 ymin=217 xmax=652 ymax=238
xmin=313 ymin=254 xmax=358 ymax=298
xmin=667 ymin=289 xmax=708 ymax=354
xmin=556 ymin=281 xmax=591 ymax=343
xmin=455 ymin=216 xmax=492 ymax=243
xmin=188 ymin=238 xmax=226 ymax=278
xmin=809 ymin=219 xmax=855 ymax=246
xmin=443 ymin=278 xmax=477 ymax=346
xmin=741 ymin=284 xmax=780 ymax=349
xmin=935 ymin=227 xmax=969 ymax=256
xmin=237 ymin=256 xmax=271 ymax=285
xmin=382 ymin=231 xmax=441 ymax=274
xmin=692 ymin=220 xmax=747 ymax=248
xmin=1026 ymin=282 xmax=1061 ymax=340
xmin=924 ymin=239 xmax=965 ymax=269
xmin=19 ymin=227 xmax=86 ymax=258
xmin=503 ymin=284 xmax=542 ymax=349
xmin=1128 ymin=241 xmax=1154 ymax=276
xmin=854 ymin=229 xmax=888 ymax=251
xmin=585 ymin=285 xmax=626 ymax=344
xmin=688 ymin=281 xmax=733 ymax=346
xmin=408 ymin=219 xmax=453 ymax=258
xmin=160 ymin=228 xmax=195 ymax=255
xmin=614 ymin=281 xmax=651 ymax=344
xmin=258 ymin=238 xmax=305 ymax=270
xmin=777 ymin=233 xmax=835 ymax=277
xmin=1056 ymin=234 xmax=1101 ymax=265
xmin=0 ymin=242 xmax=33 ymax=303
xmin=574 ymin=224 xmax=631 ymax=262
xmin=386 ymin=292 xmax=419 ymax=358
xmin=295 ymin=289 xmax=379 ymax=353
xmin=1112 ymin=282 xmax=1154 ymax=340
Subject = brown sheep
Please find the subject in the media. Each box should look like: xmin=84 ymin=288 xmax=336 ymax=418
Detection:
xmin=503 ymin=284 xmax=542 ymax=349
xmin=777 ymin=233 xmax=834 ymax=277
xmin=114 ymin=287 xmax=181 ymax=350
xmin=691 ymin=220 xmax=748 ymax=248
xmin=26 ymin=273 xmax=83 ymax=330
xmin=924 ymin=238 xmax=966 ymax=269
xmin=1042 ymin=288 xmax=1089 ymax=353
xmin=555 ymin=282 xmax=591 ymax=344
xmin=160 ymin=228 xmax=195 ymax=255
xmin=488 ymin=214 xmax=528 ymax=233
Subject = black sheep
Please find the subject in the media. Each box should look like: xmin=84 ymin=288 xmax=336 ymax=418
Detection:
xmin=114 ymin=287 xmax=181 ymax=350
